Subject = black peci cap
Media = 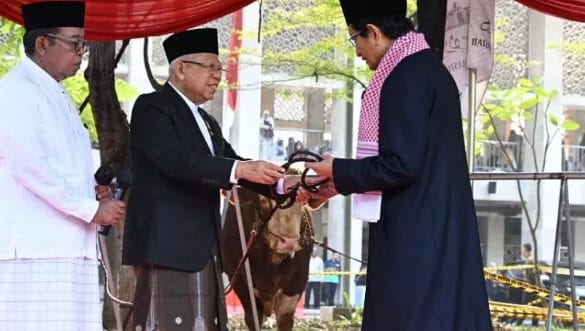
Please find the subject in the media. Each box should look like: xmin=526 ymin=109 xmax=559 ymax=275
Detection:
xmin=163 ymin=28 xmax=219 ymax=63
xmin=339 ymin=0 xmax=406 ymax=26
xmin=21 ymin=1 xmax=85 ymax=31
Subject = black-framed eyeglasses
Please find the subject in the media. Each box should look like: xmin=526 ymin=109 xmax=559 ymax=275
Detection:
xmin=182 ymin=60 xmax=226 ymax=74
xmin=44 ymin=33 xmax=88 ymax=54
xmin=348 ymin=28 xmax=367 ymax=47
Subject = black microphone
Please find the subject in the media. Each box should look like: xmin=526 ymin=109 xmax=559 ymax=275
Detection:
xmin=94 ymin=164 xmax=114 ymax=189
xmin=98 ymin=169 xmax=133 ymax=236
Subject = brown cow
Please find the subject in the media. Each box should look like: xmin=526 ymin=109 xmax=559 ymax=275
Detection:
xmin=221 ymin=185 xmax=324 ymax=331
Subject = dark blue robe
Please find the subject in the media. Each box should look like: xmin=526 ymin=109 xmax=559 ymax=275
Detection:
xmin=333 ymin=49 xmax=492 ymax=330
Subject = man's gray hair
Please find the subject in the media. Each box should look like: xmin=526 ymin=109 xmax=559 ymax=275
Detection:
xmin=168 ymin=54 xmax=191 ymax=77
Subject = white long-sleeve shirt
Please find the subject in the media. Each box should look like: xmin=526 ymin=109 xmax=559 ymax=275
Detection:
xmin=0 ymin=57 xmax=99 ymax=260
xmin=308 ymin=255 xmax=324 ymax=283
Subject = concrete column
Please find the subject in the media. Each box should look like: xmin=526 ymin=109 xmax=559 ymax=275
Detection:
xmin=305 ymin=88 xmax=325 ymax=151
xmin=523 ymin=12 xmax=564 ymax=262
xmin=226 ymin=2 xmax=262 ymax=159
xmin=327 ymin=97 xmax=350 ymax=252
xmin=126 ymin=38 xmax=154 ymax=118
xmin=486 ymin=214 xmax=505 ymax=266
xmin=573 ymin=221 xmax=585 ymax=262
xmin=327 ymin=95 xmax=355 ymax=305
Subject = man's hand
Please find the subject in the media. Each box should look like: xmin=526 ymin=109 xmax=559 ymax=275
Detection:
xmin=283 ymin=175 xmax=330 ymax=204
xmin=95 ymin=185 xmax=112 ymax=200
xmin=236 ymin=160 xmax=285 ymax=184
xmin=304 ymin=154 xmax=334 ymax=178
xmin=313 ymin=181 xmax=339 ymax=200
xmin=92 ymin=199 xmax=126 ymax=226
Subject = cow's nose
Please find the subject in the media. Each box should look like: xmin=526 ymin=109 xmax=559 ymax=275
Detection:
xmin=277 ymin=236 xmax=301 ymax=252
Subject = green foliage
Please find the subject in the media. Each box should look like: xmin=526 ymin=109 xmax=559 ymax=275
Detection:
xmin=242 ymin=0 xmax=417 ymax=96
xmin=478 ymin=78 xmax=580 ymax=143
xmin=62 ymin=74 xmax=138 ymax=142
xmin=549 ymin=41 xmax=585 ymax=58
xmin=0 ymin=18 xmax=23 ymax=77
xmin=0 ymin=19 xmax=138 ymax=144
xmin=476 ymin=77 xmax=580 ymax=161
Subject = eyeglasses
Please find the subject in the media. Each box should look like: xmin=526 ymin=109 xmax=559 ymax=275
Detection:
xmin=44 ymin=33 xmax=88 ymax=54
xmin=182 ymin=60 xmax=226 ymax=74
xmin=348 ymin=29 xmax=367 ymax=47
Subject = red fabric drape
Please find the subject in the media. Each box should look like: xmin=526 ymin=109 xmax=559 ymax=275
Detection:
xmin=515 ymin=0 xmax=585 ymax=22
xmin=226 ymin=10 xmax=243 ymax=111
xmin=1 ymin=0 xmax=585 ymax=41
xmin=0 ymin=0 xmax=254 ymax=41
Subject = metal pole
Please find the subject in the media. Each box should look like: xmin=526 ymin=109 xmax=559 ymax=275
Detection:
xmin=563 ymin=180 xmax=579 ymax=330
xmin=467 ymin=69 xmax=477 ymax=173
xmin=232 ymin=187 xmax=261 ymax=331
xmin=220 ymin=190 xmax=232 ymax=230
xmin=469 ymin=172 xmax=585 ymax=180
xmin=98 ymin=236 xmax=124 ymax=331
xmin=545 ymin=178 xmax=567 ymax=330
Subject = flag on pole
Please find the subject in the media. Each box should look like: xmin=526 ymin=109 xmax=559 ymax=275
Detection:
xmin=443 ymin=0 xmax=495 ymax=119
xmin=226 ymin=9 xmax=244 ymax=112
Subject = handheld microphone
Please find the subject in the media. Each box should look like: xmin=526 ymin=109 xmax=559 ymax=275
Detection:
xmin=94 ymin=164 xmax=114 ymax=189
xmin=98 ymin=169 xmax=133 ymax=236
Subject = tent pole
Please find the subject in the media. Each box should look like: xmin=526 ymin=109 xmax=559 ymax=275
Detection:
xmin=545 ymin=178 xmax=567 ymax=331
xmin=232 ymin=187 xmax=261 ymax=331
xmin=467 ymin=69 xmax=477 ymax=173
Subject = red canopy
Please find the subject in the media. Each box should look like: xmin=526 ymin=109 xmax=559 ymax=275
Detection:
xmin=0 ymin=0 xmax=584 ymax=41
xmin=516 ymin=0 xmax=585 ymax=22
xmin=0 ymin=0 xmax=254 ymax=41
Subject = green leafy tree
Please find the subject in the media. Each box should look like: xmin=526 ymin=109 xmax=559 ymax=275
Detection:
xmin=477 ymin=80 xmax=580 ymax=289
xmin=229 ymin=0 xmax=418 ymax=95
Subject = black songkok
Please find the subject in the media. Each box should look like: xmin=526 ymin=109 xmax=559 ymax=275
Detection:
xmin=21 ymin=1 xmax=85 ymax=31
xmin=339 ymin=0 xmax=406 ymax=26
xmin=163 ymin=28 xmax=219 ymax=63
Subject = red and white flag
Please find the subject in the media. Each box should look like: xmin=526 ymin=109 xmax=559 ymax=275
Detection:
xmin=443 ymin=0 xmax=495 ymax=119
xmin=226 ymin=9 xmax=244 ymax=113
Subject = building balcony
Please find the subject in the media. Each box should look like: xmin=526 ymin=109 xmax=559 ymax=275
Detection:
xmin=562 ymin=144 xmax=585 ymax=172
xmin=474 ymin=140 xmax=522 ymax=173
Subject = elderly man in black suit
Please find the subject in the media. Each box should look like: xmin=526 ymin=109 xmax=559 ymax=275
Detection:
xmin=122 ymin=28 xmax=302 ymax=331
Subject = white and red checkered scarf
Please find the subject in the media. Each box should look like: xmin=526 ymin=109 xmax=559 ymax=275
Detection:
xmin=353 ymin=31 xmax=429 ymax=222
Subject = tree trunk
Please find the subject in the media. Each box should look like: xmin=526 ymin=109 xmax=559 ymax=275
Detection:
xmin=86 ymin=41 xmax=134 ymax=330
xmin=417 ymin=0 xmax=448 ymax=59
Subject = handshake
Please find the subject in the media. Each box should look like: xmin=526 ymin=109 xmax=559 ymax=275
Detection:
xmin=234 ymin=155 xmax=338 ymax=204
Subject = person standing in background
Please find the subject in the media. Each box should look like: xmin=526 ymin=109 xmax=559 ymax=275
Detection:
xmin=259 ymin=110 xmax=275 ymax=160
xmin=323 ymin=253 xmax=341 ymax=306
xmin=305 ymin=248 xmax=324 ymax=309
xmin=354 ymin=264 xmax=367 ymax=309
xmin=0 ymin=2 xmax=125 ymax=330
xmin=273 ymin=137 xmax=286 ymax=162
xmin=285 ymin=137 xmax=295 ymax=159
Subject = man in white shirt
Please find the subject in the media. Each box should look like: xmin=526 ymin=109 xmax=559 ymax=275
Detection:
xmin=305 ymin=248 xmax=324 ymax=309
xmin=0 ymin=2 xmax=126 ymax=330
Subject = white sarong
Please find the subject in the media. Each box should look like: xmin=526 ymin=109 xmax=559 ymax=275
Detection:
xmin=0 ymin=257 xmax=102 ymax=331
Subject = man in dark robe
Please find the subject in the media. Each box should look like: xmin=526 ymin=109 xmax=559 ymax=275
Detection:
xmin=305 ymin=0 xmax=492 ymax=330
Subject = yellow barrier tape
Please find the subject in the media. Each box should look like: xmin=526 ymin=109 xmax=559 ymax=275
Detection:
xmin=484 ymin=271 xmax=585 ymax=308
xmin=539 ymin=266 xmax=585 ymax=277
xmin=484 ymin=264 xmax=585 ymax=277
xmin=484 ymin=264 xmax=535 ymax=272
xmin=489 ymin=301 xmax=585 ymax=323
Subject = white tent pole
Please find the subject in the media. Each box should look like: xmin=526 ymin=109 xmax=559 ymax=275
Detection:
xmin=467 ymin=68 xmax=477 ymax=173
xmin=232 ymin=187 xmax=261 ymax=331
